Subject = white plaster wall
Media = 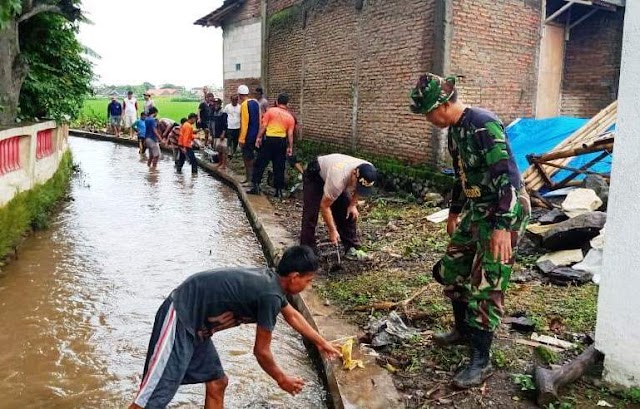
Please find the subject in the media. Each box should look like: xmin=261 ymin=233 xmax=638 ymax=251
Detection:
xmin=223 ymin=20 xmax=262 ymax=80
xmin=0 ymin=121 xmax=68 ymax=207
xmin=595 ymin=1 xmax=640 ymax=388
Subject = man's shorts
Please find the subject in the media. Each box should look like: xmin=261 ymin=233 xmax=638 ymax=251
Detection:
xmin=242 ymin=143 xmax=256 ymax=161
xmin=145 ymin=138 xmax=160 ymax=158
xmin=123 ymin=112 xmax=136 ymax=128
xmin=110 ymin=115 xmax=121 ymax=126
xmin=134 ymin=298 xmax=225 ymax=409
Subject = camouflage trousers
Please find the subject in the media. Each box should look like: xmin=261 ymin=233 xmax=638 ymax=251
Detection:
xmin=434 ymin=197 xmax=530 ymax=331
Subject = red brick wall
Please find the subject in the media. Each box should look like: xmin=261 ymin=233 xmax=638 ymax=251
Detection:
xmin=266 ymin=0 xmax=437 ymax=164
xmin=267 ymin=0 xmax=297 ymax=15
xmin=449 ymin=0 xmax=541 ymax=124
xmin=560 ymin=9 xmax=624 ymax=117
xmin=224 ymin=77 xmax=263 ymax=104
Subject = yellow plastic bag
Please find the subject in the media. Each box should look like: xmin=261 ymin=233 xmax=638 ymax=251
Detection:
xmin=340 ymin=338 xmax=364 ymax=371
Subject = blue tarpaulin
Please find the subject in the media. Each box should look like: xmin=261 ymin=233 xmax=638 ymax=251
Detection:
xmin=506 ymin=116 xmax=613 ymax=185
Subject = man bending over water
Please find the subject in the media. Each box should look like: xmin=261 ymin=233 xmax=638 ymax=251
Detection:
xmin=129 ymin=245 xmax=341 ymax=409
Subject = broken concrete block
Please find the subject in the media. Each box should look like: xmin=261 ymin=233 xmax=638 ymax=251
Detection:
xmin=582 ymin=175 xmax=609 ymax=210
xmin=545 ymin=267 xmax=593 ymax=286
xmin=540 ymin=211 xmax=606 ymax=251
xmin=423 ymin=192 xmax=444 ymax=206
xmin=504 ymin=315 xmax=536 ymax=333
xmin=590 ymin=227 xmax=605 ymax=250
xmin=573 ymin=248 xmax=604 ymax=284
xmin=561 ymin=188 xmax=603 ymax=218
xmin=536 ymin=249 xmax=584 ymax=273
xmin=539 ymin=208 xmax=569 ymax=225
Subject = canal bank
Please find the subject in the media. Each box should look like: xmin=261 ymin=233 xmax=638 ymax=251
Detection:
xmin=0 ymin=122 xmax=73 ymax=264
xmin=69 ymin=130 xmax=402 ymax=409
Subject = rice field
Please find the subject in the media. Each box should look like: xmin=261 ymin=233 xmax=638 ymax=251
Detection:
xmin=82 ymin=96 xmax=200 ymax=122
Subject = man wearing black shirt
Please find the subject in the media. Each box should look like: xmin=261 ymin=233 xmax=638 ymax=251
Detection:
xmin=129 ymin=245 xmax=340 ymax=409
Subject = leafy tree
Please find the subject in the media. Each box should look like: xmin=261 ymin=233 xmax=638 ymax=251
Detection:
xmin=160 ymin=84 xmax=184 ymax=90
xmin=19 ymin=12 xmax=92 ymax=121
xmin=142 ymin=82 xmax=155 ymax=91
xmin=0 ymin=0 xmax=89 ymax=125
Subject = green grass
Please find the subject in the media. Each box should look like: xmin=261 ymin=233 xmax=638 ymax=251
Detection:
xmin=82 ymin=96 xmax=199 ymax=123
xmin=0 ymin=151 xmax=73 ymax=261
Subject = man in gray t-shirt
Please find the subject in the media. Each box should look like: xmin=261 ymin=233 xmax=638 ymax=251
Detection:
xmin=129 ymin=246 xmax=340 ymax=409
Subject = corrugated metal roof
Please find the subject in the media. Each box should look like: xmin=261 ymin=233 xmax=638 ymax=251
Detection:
xmin=194 ymin=0 xmax=244 ymax=27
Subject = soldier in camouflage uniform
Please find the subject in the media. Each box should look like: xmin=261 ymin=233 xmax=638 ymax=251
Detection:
xmin=409 ymin=73 xmax=530 ymax=388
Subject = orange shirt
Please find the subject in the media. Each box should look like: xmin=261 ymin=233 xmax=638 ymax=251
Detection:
xmin=262 ymin=107 xmax=295 ymax=138
xmin=178 ymin=122 xmax=196 ymax=147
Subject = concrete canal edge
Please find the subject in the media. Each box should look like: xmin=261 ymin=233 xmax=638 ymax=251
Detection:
xmin=69 ymin=130 xmax=403 ymax=409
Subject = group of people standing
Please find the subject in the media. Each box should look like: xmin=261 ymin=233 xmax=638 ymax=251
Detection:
xmin=124 ymin=73 xmax=532 ymax=409
xmin=107 ymin=91 xmax=156 ymax=138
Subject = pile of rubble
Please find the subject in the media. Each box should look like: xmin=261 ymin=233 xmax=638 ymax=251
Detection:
xmin=525 ymin=175 xmax=608 ymax=286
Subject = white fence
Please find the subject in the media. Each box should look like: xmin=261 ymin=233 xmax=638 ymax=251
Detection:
xmin=0 ymin=121 xmax=69 ymax=207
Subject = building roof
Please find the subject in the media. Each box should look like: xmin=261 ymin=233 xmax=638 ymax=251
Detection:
xmin=146 ymin=89 xmax=179 ymax=96
xmin=194 ymin=0 xmax=245 ymax=27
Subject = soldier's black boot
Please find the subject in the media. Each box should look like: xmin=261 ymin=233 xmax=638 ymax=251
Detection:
xmin=452 ymin=328 xmax=494 ymax=389
xmin=433 ymin=301 xmax=469 ymax=346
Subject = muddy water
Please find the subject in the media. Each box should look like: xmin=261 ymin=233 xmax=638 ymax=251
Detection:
xmin=0 ymin=137 xmax=326 ymax=408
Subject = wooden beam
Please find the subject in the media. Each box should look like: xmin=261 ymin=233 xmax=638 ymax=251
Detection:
xmin=546 ymin=1 xmax=576 ymax=23
xmin=569 ymin=8 xmax=598 ymax=29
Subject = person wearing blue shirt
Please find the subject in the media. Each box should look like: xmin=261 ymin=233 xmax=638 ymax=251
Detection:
xmin=133 ymin=112 xmax=147 ymax=155
xmin=107 ymin=96 xmax=123 ymax=137
xmin=144 ymin=107 xmax=162 ymax=168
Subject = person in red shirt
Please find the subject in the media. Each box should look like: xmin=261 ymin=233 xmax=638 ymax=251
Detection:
xmin=248 ymin=93 xmax=295 ymax=198
xmin=176 ymin=113 xmax=199 ymax=175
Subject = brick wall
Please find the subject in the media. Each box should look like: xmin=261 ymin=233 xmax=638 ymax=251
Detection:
xmin=267 ymin=0 xmax=297 ymax=15
xmin=266 ymin=0 xmax=437 ymax=164
xmin=450 ymin=0 xmax=541 ymax=124
xmin=224 ymin=77 xmax=263 ymax=104
xmin=560 ymin=9 xmax=624 ymax=117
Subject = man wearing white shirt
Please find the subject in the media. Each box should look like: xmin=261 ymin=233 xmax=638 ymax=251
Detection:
xmin=122 ymin=91 xmax=138 ymax=139
xmin=223 ymin=95 xmax=241 ymax=157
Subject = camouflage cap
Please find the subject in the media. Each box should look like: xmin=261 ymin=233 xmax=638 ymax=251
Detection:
xmin=409 ymin=73 xmax=457 ymax=114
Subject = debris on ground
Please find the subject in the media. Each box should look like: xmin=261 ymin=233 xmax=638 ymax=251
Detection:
xmin=520 ymin=100 xmax=616 ymax=193
xmin=583 ymin=174 xmax=609 ymax=210
xmin=545 ymin=266 xmax=593 ymax=286
xmin=426 ymin=207 xmax=449 ymax=223
xmin=536 ymin=249 xmax=584 ymax=274
xmin=574 ymin=248 xmax=604 ymax=284
xmin=561 ymin=188 xmax=604 ymax=218
xmin=539 ymin=208 xmax=569 ymax=225
xmin=535 ymin=344 xmax=603 ymax=406
xmin=365 ymin=311 xmax=419 ymax=348
xmin=531 ymin=333 xmax=577 ymax=350
xmin=534 ymin=211 xmax=607 ymax=250
xmin=504 ymin=314 xmax=536 ymax=333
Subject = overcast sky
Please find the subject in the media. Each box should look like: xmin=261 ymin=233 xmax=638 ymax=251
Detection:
xmin=78 ymin=0 xmax=224 ymax=88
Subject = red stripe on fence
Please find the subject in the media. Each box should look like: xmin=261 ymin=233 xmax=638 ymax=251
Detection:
xmin=36 ymin=129 xmax=54 ymax=159
xmin=0 ymin=136 xmax=21 ymax=175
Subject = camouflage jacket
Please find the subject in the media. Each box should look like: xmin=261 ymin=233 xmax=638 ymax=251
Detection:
xmin=448 ymin=107 xmax=524 ymax=230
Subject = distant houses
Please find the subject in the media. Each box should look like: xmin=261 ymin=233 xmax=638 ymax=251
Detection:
xmin=145 ymin=88 xmax=179 ymax=97
xmin=93 ymin=85 xmax=223 ymax=100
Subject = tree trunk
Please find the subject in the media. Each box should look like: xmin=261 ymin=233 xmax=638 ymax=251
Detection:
xmin=0 ymin=21 xmax=28 ymax=126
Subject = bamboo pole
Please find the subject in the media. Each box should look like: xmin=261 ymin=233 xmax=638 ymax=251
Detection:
xmin=524 ymin=101 xmax=617 ymax=191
